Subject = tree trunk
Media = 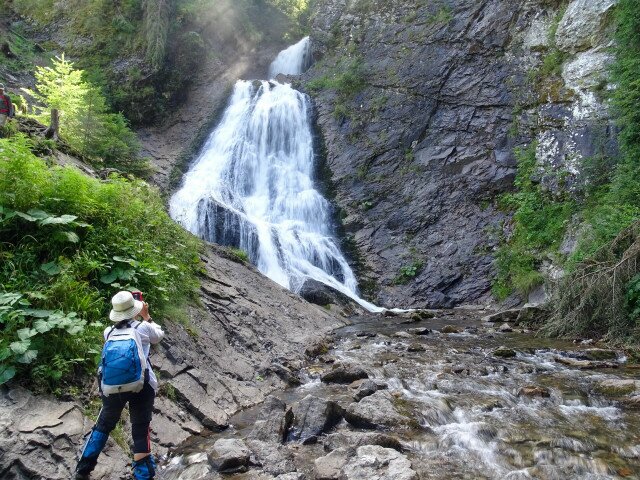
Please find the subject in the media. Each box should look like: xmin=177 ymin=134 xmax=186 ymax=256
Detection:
xmin=45 ymin=109 xmax=59 ymax=140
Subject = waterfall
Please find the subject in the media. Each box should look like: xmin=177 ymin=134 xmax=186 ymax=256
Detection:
xmin=170 ymin=39 xmax=381 ymax=313
xmin=269 ymin=36 xmax=312 ymax=78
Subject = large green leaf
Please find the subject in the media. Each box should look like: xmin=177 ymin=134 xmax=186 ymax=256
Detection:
xmin=0 ymin=293 xmax=22 ymax=306
xmin=40 ymin=214 xmax=78 ymax=225
xmin=113 ymin=256 xmax=137 ymax=265
xmin=100 ymin=270 xmax=119 ymax=284
xmin=33 ymin=319 xmax=54 ymax=333
xmin=55 ymin=231 xmax=80 ymax=243
xmin=41 ymin=262 xmax=62 ymax=276
xmin=14 ymin=211 xmax=37 ymax=222
xmin=16 ymin=350 xmax=38 ymax=364
xmin=10 ymin=339 xmax=31 ymax=355
xmin=17 ymin=328 xmax=36 ymax=340
xmin=24 ymin=309 xmax=54 ymax=318
xmin=26 ymin=209 xmax=50 ymax=220
xmin=0 ymin=364 xmax=16 ymax=385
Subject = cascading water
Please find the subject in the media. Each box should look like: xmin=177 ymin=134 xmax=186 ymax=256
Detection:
xmin=269 ymin=36 xmax=312 ymax=78
xmin=170 ymin=37 xmax=380 ymax=312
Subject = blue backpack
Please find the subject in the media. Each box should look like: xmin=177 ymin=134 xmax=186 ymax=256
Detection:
xmin=100 ymin=321 xmax=147 ymax=396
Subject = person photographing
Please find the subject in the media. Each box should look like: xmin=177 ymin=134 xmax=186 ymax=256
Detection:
xmin=76 ymin=290 xmax=164 ymax=480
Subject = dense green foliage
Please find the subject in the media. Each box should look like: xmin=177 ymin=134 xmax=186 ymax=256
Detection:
xmin=496 ymin=0 xmax=640 ymax=344
xmin=23 ymin=55 xmax=147 ymax=174
xmin=0 ymin=135 xmax=202 ymax=392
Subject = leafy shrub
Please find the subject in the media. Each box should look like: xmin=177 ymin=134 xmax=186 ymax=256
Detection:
xmin=307 ymin=57 xmax=366 ymax=97
xmin=228 ymin=248 xmax=249 ymax=263
xmin=394 ymin=261 xmax=424 ymax=285
xmin=0 ymin=135 xmax=202 ymax=391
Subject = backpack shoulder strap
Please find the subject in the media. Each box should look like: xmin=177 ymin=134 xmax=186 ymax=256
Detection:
xmin=105 ymin=325 xmax=117 ymax=340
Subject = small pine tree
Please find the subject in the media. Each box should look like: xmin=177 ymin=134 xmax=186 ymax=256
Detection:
xmin=23 ymin=55 xmax=147 ymax=174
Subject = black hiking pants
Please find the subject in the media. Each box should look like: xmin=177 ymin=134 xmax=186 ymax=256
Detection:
xmin=95 ymin=381 xmax=155 ymax=453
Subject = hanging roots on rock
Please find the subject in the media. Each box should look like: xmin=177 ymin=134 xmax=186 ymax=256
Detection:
xmin=546 ymin=220 xmax=640 ymax=344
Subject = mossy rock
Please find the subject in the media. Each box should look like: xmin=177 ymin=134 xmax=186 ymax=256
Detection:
xmin=594 ymin=379 xmax=637 ymax=397
xmin=493 ymin=346 xmax=517 ymax=358
xmin=583 ymin=349 xmax=618 ymax=361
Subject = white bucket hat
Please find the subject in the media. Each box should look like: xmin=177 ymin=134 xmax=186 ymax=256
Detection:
xmin=109 ymin=291 xmax=143 ymax=322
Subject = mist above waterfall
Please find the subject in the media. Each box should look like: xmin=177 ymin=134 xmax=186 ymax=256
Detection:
xmin=170 ymin=39 xmax=381 ymax=312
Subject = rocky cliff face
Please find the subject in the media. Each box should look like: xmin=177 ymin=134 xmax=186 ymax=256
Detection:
xmin=0 ymin=245 xmax=344 ymax=479
xmin=303 ymin=0 xmax=617 ymax=308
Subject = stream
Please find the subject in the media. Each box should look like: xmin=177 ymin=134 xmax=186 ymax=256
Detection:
xmin=160 ymin=309 xmax=640 ymax=479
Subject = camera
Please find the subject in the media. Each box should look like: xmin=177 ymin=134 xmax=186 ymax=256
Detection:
xmin=132 ymin=291 xmax=144 ymax=302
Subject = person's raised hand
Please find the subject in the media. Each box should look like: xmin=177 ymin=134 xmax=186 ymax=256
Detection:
xmin=140 ymin=302 xmax=151 ymax=321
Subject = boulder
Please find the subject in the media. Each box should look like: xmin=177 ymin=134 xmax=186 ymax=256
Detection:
xmin=353 ymin=380 xmax=387 ymax=401
xmin=249 ymin=396 xmax=294 ymax=444
xmin=493 ymin=346 xmax=517 ymax=358
xmin=555 ymin=357 xmax=618 ymax=369
xmin=342 ymin=445 xmax=417 ymax=480
xmin=594 ymin=379 xmax=638 ymax=397
xmin=169 ymin=371 xmax=230 ymax=430
xmin=208 ymin=438 xmax=251 ymax=473
xmin=344 ymin=391 xmax=411 ymax=430
xmin=518 ymin=385 xmax=551 ymax=398
xmin=498 ymin=323 xmax=513 ymax=333
xmin=321 ymin=364 xmax=369 ymax=384
xmin=482 ymin=304 xmax=548 ymax=325
xmin=582 ymin=349 xmax=618 ymax=361
xmin=299 ymin=279 xmax=363 ymax=314
xmin=247 ymin=440 xmax=297 ymax=476
xmin=322 ymin=431 xmax=404 ymax=453
xmin=407 ymin=327 xmax=431 ymax=336
xmin=440 ymin=325 xmax=463 ymax=334
xmin=288 ymin=395 xmax=345 ymax=444
xmin=407 ymin=343 xmax=426 ymax=352
xmin=393 ymin=331 xmax=414 ymax=339
xmin=620 ymin=396 xmax=640 ymax=410
xmin=482 ymin=309 xmax=520 ymax=323
xmin=314 ymin=447 xmax=352 ymax=480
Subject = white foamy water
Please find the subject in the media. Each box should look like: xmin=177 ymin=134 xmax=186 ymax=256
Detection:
xmin=268 ymin=36 xmax=312 ymax=78
xmin=170 ymin=40 xmax=381 ymax=312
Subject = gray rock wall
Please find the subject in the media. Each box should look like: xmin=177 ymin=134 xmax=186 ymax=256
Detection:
xmin=304 ymin=0 xmax=618 ymax=308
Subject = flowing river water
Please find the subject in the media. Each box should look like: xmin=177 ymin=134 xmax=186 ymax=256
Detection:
xmin=161 ymin=310 xmax=640 ymax=479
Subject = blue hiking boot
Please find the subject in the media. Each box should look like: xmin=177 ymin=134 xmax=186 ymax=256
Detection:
xmin=132 ymin=455 xmax=156 ymax=480
xmin=75 ymin=429 xmax=109 ymax=478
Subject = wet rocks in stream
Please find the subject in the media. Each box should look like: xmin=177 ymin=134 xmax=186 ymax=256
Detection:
xmin=352 ymin=379 xmax=387 ymax=401
xmin=322 ymin=431 xmax=404 ymax=452
xmin=250 ymin=396 xmax=294 ymax=444
xmin=321 ymin=363 xmax=369 ymax=384
xmin=344 ymin=391 xmax=413 ymax=430
xmin=314 ymin=445 xmax=418 ymax=480
xmin=288 ymin=395 xmax=345 ymax=444
xmin=208 ymin=438 xmax=251 ymax=473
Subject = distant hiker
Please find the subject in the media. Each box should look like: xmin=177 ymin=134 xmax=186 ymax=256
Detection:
xmin=75 ymin=291 xmax=164 ymax=480
xmin=0 ymin=83 xmax=14 ymax=127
